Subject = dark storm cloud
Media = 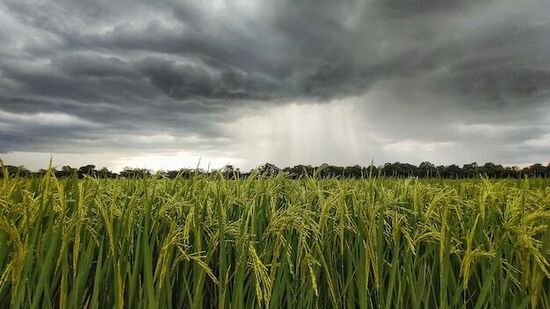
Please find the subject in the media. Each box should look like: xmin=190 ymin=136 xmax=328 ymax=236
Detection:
xmin=0 ymin=0 xmax=549 ymax=164
xmin=376 ymin=0 xmax=481 ymax=17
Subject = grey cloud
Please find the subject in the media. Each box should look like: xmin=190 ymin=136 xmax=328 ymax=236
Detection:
xmin=444 ymin=68 xmax=550 ymax=106
xmin=376 ymin=0 xmax=482 ymax=17
xmin=0 ymin=0 xmax=549 ymax=165
xmin=135 ymin=57 xmax=287 ymax=100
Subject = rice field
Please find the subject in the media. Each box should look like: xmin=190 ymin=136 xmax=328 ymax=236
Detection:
xmin=0 ymin=170 xmax=549 ymax=308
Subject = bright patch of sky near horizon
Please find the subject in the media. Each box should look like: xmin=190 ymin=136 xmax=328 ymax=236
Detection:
xmin=3 ymin=94 xmax=548 ymax=172
xmin=0 ymin=0 xmax=549 ymax=171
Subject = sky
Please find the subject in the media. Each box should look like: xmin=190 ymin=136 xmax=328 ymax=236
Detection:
xmin=0 ymin=0 xmax=549 ymax=171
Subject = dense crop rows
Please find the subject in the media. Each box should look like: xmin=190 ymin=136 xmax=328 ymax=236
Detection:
xmin=0 ymin=170 xmax=549 ymax=308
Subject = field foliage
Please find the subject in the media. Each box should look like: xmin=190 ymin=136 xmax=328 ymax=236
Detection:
xmin=0 ymin=169 xmax=549 ymax=308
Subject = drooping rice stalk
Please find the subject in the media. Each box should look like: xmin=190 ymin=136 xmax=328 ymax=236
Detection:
xmin=0 ymin=170 xmax=548 ymax=308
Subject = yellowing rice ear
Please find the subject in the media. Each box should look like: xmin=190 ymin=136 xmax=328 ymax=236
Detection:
xmin=0 ymin=174 xmax=548 ymax=308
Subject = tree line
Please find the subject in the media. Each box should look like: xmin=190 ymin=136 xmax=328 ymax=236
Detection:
xmin=1 ymin=161 xmax=549 ymax=179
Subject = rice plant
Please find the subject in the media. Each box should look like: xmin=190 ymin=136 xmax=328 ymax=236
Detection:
xmin=0 ymin=167 xmax=549 ymax=308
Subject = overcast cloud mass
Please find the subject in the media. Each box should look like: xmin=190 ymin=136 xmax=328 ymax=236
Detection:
xmin=0 ymin=0 xmax=549 ymax=171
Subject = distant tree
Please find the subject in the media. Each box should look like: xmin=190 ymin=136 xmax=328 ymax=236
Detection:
xmin=463 ymin=162 xmax=479 ymax=178
xmin=221 ymin=164 xmax=236 ymax=179
xmin=523 ymin=163 xmax=546 ymax=177
xmin=78 ymin=165 xmax=97 ymax=178
xmin=120 ymin=167 xmax=151 ymax=178
xmin=166 ymin=170 xmax=179 ymax=179
xmin=1 ymin=160 xmax=548 ymax=179
xmin=164 ymin=168 xmax=195 ymax=179
xmin=438 ymin=165 xmax=447 ymax=178
xmin=62 ymin=165 xmax=75 ymax=172
xmin=418 ymin=161 xmax=436 ymax=178
xmin=382 ymin=162 xmax=418 ymax=177
xmin=36 ymin=168 xmax=52 ymax=177
xmin=283 ymin=165 xmax=314 ymax=179
xmin=502 ymin=166 xmax=520 ymax=178
xmin=481 ymin=162 xmax=504 ymax=178
xmin=97 ymin=167 xmax=117 ymax=178
xmin=443 ymin=164 xmax=462 ymax=178
xmin=56 ymin=165 xmax=77 ymax=178
xmin=317 ymin=164 xmax=330 ymax=178
xmin=381 ymin=163 xmax=394 ymax=177
xmin=258 ymin=163 xmax=280 ymax=176
xmin=0 ymin=165 xmax=30 ymax=178
xmin=343 ymin=165 xmax=363 ymax=178
xmin=365 ymin=165 xmax=378 ymax=177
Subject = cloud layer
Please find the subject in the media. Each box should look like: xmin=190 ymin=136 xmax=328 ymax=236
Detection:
xmin=0 ymin=0 xmax=549 ymax=169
